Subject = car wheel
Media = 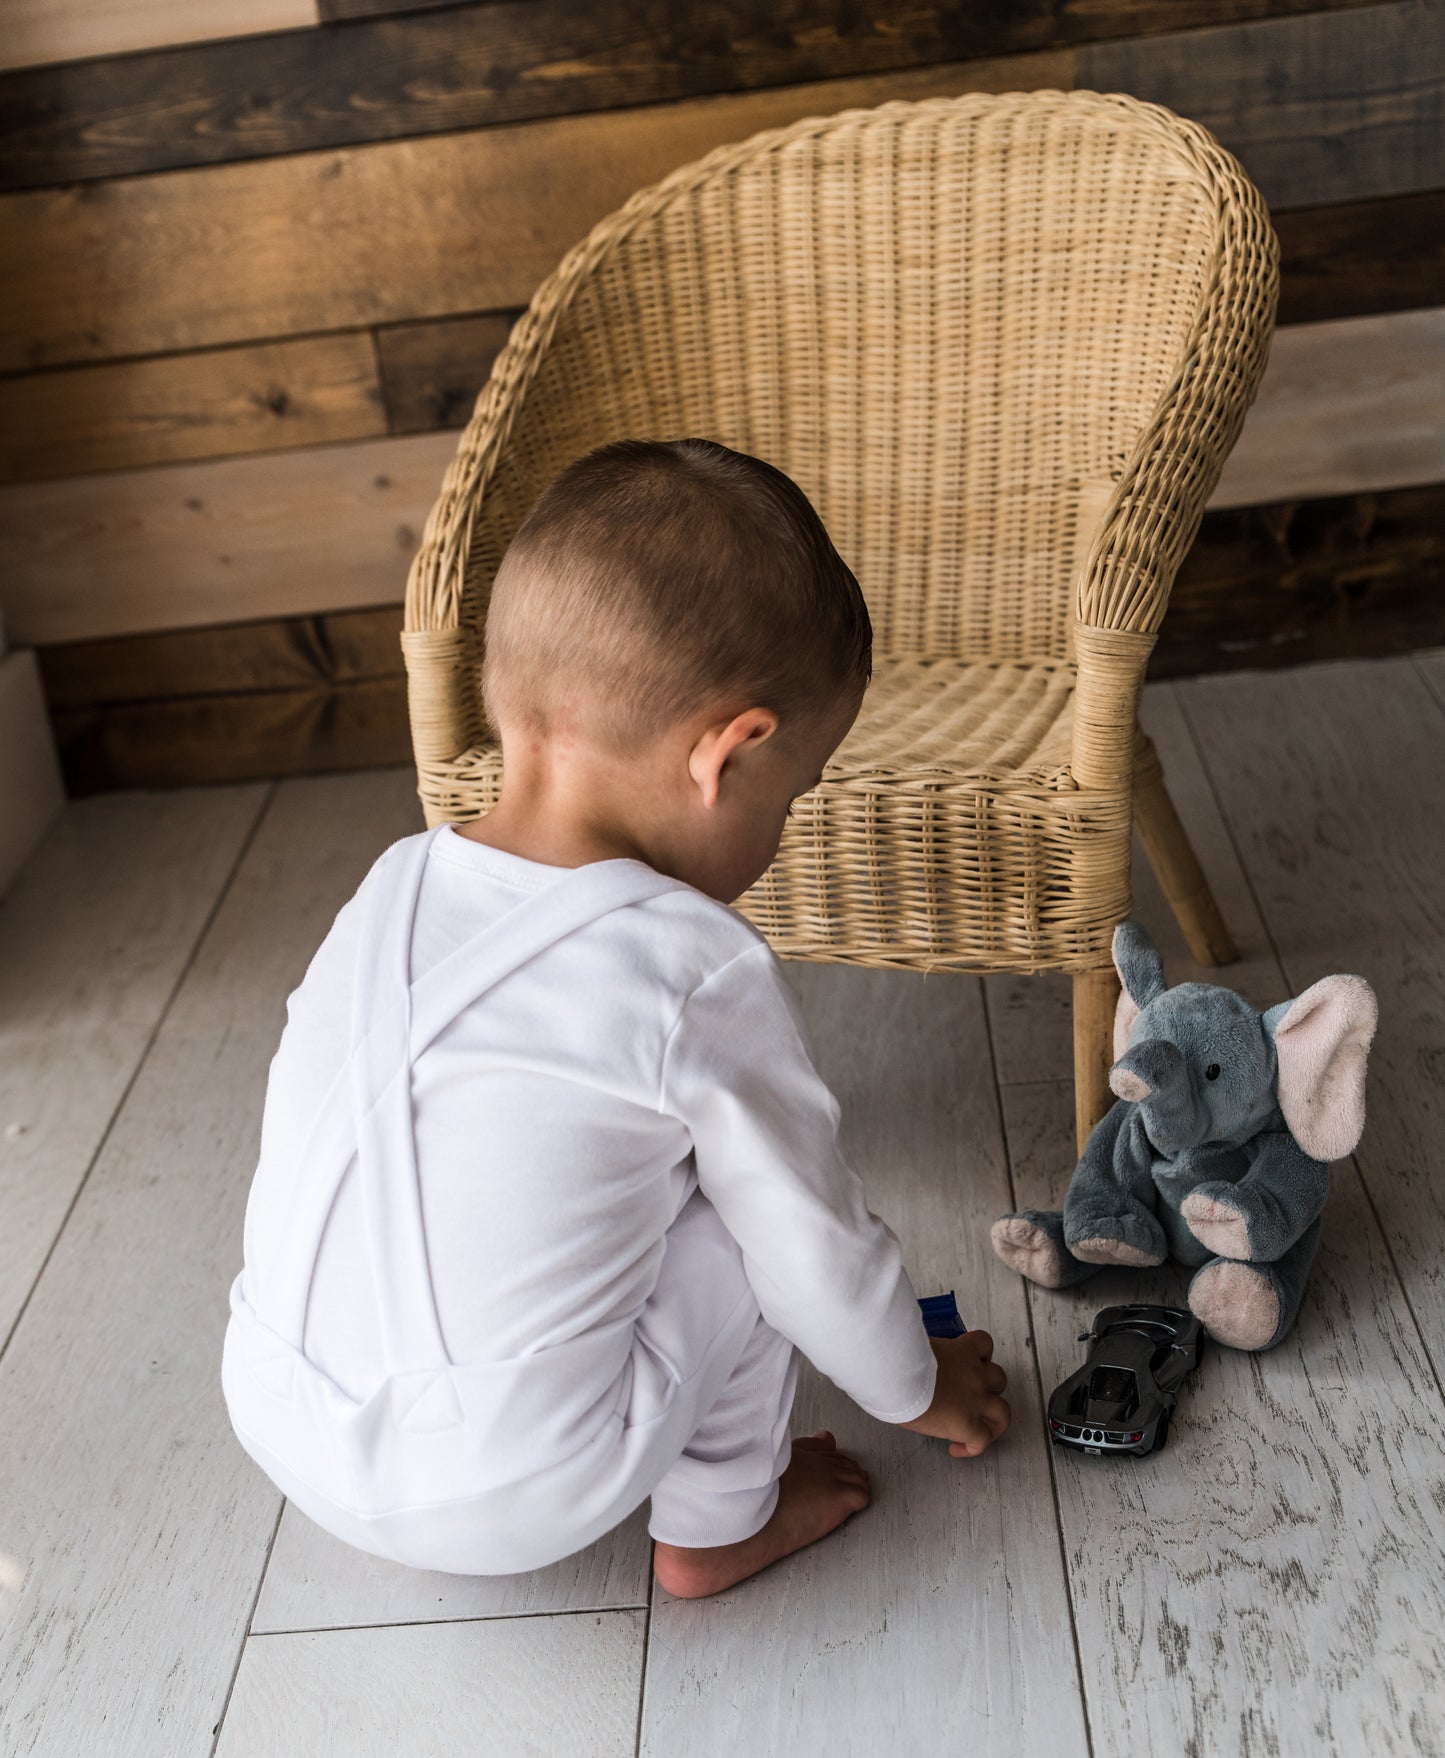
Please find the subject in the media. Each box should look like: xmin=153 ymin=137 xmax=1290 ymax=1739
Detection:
xmin=1153 ymin=1408 xmax=1171 ymax=1454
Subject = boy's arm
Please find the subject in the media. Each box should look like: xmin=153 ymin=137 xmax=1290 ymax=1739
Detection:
xmin=659 ymin=941 xmax=938 ymax=1424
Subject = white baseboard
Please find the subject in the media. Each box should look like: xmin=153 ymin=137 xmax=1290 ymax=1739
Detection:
xmin=0 ymin=647 xmax=65 ymax=900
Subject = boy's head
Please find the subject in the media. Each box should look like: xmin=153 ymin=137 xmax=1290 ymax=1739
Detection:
xmin=483 ymin=437 xmax=871 ymax=755
xmin=479 ymin=439 xmax=871 ymax=900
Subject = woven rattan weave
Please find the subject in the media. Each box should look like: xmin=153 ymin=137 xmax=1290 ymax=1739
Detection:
xmin=402 ymin=88 xmax=1278 ymax=1143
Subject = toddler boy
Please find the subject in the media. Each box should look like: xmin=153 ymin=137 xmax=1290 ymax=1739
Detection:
xmin=223 ymin=438 xmax=1009 ymax=1599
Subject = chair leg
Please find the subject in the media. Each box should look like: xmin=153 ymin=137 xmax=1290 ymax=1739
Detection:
xmin=1073 ymin=966 xmax=1120 ymax=1154
xmin=1133 ymin=748 xmax=1238 ymax=968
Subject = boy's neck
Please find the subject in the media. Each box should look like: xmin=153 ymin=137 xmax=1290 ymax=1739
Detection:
xmin=453 ymin=734 xmax=666 ymax=872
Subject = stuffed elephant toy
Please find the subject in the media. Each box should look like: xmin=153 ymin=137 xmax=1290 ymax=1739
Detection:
xmin=992 ymin=922 xmax=1377 ymax=1351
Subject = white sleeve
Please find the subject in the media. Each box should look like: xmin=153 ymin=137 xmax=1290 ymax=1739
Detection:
xmin=659 ymin=941 xmax=937 ymax=1424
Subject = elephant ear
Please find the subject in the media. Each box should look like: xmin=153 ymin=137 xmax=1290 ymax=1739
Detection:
xmin=1264 ymin=975 xmax=1378 ymax=1161
xmin=1111 ymin=922 xmax=1166 ymax=1065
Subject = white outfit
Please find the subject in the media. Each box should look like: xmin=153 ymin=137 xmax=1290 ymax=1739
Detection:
xmin=223 ymin=825 xmax=936 ymax=1576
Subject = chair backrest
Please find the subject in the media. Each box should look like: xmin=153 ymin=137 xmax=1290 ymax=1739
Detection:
xmin=406 ymin=89 xmax=1274 ymax=748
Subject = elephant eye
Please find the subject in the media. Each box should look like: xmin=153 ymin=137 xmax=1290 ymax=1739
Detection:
xmin=1205 ymin=1063 xmax=1221 ymax=1081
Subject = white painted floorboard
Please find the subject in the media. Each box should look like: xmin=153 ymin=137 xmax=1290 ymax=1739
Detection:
xmin=641 ymin=965 xmax=1087 ymax=1756
xmin=0 ymin=784 xmax=266 ymax=1347
xmin=0 ymin=770 xmax=424 ymax=1756
xmin=216 ymin=1611 xmax=647 ymax=1758
xmin=1176 ymin=657 xmax=1445 ymax=1376
xmin=253 ymin=1501 xmax=652 ymax=1634
xmin=990 ymin=673 xmax=1445 ymax=1754
xmin=2 ymin=657 xmax=1443 ymax=1756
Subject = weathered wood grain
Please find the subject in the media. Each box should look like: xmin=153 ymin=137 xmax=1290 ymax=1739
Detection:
xmin=990 ymin=665 xmax=1445 ymax=1750
xmin=215 ymin=1611 xmax=647 ymax=1757
xmin=0 ymin=1 xmax=1383 ymax=190
xmin=0 ymin=427 xmax=458 ymax=644
xmin=1001 ymin=1074 xmax=1445 ymax=1757
xmin=1156 ymin=479 xmax=1445 ymax=680
xmin=0 ymin=785 xmax=265 ymax=1350
xmin=1175 ymin=656 xmax=1445 ymax=1379
xmin=1275 ymin=189 xmax=1445 ymax=325
xmin=1 ymin=0 xmax=318 ymax=76
xmin=319 ymin=0 xmax=466 ymax=16
xmin=49 ymin=676 xmax=413 ymax=793
xmin=253 ymin=1501 xmax=650 ymax=1632
xmin=376 ymin=311 xmax=518 ymax=434
xmin=0 ymin=768 xmax=425 ymax=1755
xmin=0 ymin=333 xmax=387 ymax=484
xmin=642 ymin=960 xmax=1087 ymax=1755
xmin=0 ymin=52 xmax=1069 ymax=372
xmin=1081 ymin=0 xmax=1445 ymax=210
xmin=1209 ymin=306 xmax=1445 ymax=510
xmin=37 ymin=604 xmax=406 ymax=706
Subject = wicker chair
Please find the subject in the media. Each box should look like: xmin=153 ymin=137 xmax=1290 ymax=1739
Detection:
xmin=402 ymin=89 xmax=1278 ymax=1150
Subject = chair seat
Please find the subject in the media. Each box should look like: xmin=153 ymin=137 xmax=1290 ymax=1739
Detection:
xmin=418 ymin=653 xmax=1130 ymax=974
xmin=738 ymin=654 xmax=1133 ymax=974
xmin=827 ymin=656 xmax=1076 ymax=790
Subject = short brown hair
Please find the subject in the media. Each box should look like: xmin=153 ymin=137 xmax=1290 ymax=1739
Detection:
xmin=482 ymin=438 xmax=871 ymax=753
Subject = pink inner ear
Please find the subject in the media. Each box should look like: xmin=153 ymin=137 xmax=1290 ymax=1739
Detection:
xmin=1274 ymin=975 xmax=1377 ymax=1162
xmin=1113 ymin=989 xmax=1140 ymax=1065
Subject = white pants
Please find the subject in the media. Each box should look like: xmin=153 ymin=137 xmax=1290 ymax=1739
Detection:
xmin=242 ymin=1189 xmax=799 ymax=1574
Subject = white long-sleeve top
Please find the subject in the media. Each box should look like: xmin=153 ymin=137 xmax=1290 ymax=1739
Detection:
xmin=241 ymin=825 xmax=938 ymax=1427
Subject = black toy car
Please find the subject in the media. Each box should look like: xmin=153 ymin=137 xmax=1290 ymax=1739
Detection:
xmin=1047 ymin=1304 xmax=1203 ymax=1458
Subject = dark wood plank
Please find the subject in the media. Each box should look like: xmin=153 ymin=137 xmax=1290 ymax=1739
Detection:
xmin=37 ymin=604 xmax=405 ymax=707
xmin=1152 ymin=480 xmax=1445 ymax=679
xmin=50 ymin=676 xmax=412 ymax=793
xmin=0 ymin=333 xmax=386 ymax=483
xmin=0 ymin=53 xmax=1068 ymax=372
xmin=1276 ymin=188 xmax=1445 ymax=325
xmin=375 ymin=310 xmax=518 ymax=433
xmin=0 ymin=0 xmax=1386 ymax=192
xmin=1081 ymin=0 xmax=1445 ymax=210
xmin=319 ymin=0 xmax=471 ymax=18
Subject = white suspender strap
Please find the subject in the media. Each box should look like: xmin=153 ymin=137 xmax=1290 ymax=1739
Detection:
xmin=268 ymin=829 xmax=680 ymax=1370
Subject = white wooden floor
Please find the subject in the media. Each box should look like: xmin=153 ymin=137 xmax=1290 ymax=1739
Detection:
xmin=3 ymin=653 xmax=1444 ymax=1757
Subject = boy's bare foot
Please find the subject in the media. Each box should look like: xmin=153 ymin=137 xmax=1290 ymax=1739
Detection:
xmin=652 ymin=1431 xmax=871 ymax=1600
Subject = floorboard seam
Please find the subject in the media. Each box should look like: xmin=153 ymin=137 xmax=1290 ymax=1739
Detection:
xmin=633 ymin=1550 xmax=656 ymax=1757
xmin=210 ymin=1496 xmax=287 ymax=1757
xmin=1172 ymin=680 xmax=1445 ymax=1414
xmin=248 ymin=1604 xmax=653 ymax=1640
xmin=0 ymin=780 xmax=278 ymax=1370
xmin=979 ymin=983 xmax=1096 ymax=1758
xmin=1412 ymin=651 xmax=1445 ymax=718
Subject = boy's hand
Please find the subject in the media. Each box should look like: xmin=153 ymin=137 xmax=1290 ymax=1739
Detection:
xmin=898 ymin=1331 xmax=1010 ymax=1457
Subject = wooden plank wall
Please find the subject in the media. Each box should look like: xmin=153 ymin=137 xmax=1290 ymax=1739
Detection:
xmin=0 ymin=0 xmax=1440 ymax=791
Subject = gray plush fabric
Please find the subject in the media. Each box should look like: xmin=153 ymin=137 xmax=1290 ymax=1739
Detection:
xmin=990 ymin=922 xmax=1376 ymax=1352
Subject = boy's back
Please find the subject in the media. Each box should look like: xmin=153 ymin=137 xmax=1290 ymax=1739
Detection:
xmin=247 ymin=825 xmax=755 ymax=1395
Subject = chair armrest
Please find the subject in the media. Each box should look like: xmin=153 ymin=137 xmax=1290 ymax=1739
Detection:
xmin=1070 ymin=150 xmax=1279 ymax=790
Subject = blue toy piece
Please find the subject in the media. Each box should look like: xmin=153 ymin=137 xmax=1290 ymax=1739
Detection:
xmin=918 ymin=1291 xmax=967 ymax=1338
xmin=992 ymin=920 xmax=1377 ymax=1353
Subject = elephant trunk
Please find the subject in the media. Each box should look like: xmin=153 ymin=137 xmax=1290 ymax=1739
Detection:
xmin=1109 ymin=1039 xmax=1204 ymax=1155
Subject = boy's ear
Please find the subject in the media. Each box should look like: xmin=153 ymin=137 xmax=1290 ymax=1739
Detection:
xmin=688 ymin=707 xmax=779 ymax=807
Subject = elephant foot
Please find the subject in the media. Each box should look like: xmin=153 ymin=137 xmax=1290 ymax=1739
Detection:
xmin=1188 ymin=1259 xmax=1281 ymax=1351
xmin=991 ymin=1215 xmax=1065 ymax=1288
xmin=1069 ymin=1233 xmax=1164 ymax=1269
xmin=1181 ymin=1191 xmax=1252 ymax=1261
